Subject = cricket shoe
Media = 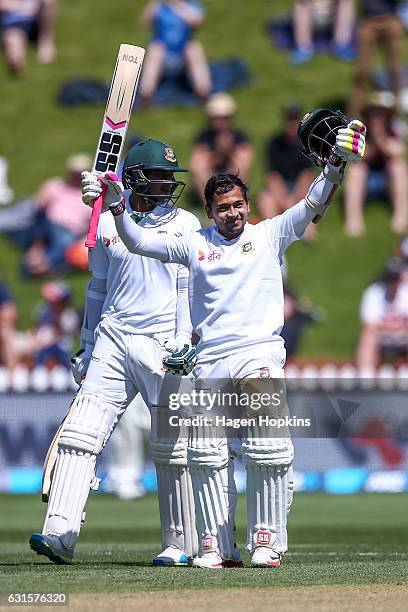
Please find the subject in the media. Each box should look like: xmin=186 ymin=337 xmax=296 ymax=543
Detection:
xmin=29 ymin=533 xmax=74 ymax=565
xmin=192 ymin=536 xmax=243 ymax=569
xmin=250 ymin=530 xmax=281 ymax=567
xmin=192 ymin=552 xmax=243 ymax=569
xmin=251 ymin=547 xmax=281 ymax=567
xmin=152 ymin=545 xmax=190 ymax=566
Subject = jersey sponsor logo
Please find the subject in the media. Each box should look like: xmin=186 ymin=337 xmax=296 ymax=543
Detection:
xmin=164 ymin=147 xmax=177 ymax=162
xmin=157 ymin=230 xmax=168 ymax=234
xmin=259 ymin=367 xmax=271 ymax=379
xmin=241 ymin=241 xmax=254 ymax=254
xmin=103 ymin=235 xmax=121 ymax=247
xmin=198 ymin=250 xmax=206 ymax=261
xmin=208 ymin=249 xmax=222 ymax=262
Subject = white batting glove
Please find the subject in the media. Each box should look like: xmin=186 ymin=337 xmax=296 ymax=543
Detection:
xmin=334 ymin=119 xmax=366 ymax=163
xmin=70 ymin=346 xmax=93 ymax=385
xmin=81 ymin=171 xmax=124 ymax=211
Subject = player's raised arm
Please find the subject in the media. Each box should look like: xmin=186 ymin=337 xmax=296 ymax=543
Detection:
xmin=269 ymin=111 xmax=366 ymax=252
xmin=81 ymin=171 xmax=191 ymax=266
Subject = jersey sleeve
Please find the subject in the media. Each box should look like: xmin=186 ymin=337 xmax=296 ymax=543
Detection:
xmin=264 ymin=200 xmax=315 ymax=261
xmin=360 ymin=285 xmax=383 ymax=325
xmin=187 ymin=211 xmax=202 ymax=232
xmin=80 ymin=229 xmax=108 ymax=348
xmin=114 ymin=209 xmax=192 ymax=266
xmin=166 ymin=231 xmax=194 ymax=267
xmin=175 ymin=264 xmax=192 ymax=343
xmin=88 ymin=225 xmax=109 ymax=279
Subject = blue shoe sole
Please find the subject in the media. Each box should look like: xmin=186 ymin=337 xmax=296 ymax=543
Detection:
xmin=152 ymin=555 xmax=190 ymax=567
xmin=29 ymin=534 xmax=72 ymax=565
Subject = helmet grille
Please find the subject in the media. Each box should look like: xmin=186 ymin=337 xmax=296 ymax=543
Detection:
xmin=307 ymin=115 xmax=344 ymax=165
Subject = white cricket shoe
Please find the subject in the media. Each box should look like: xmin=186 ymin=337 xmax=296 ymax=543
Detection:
xmin=152 ymin=545 xmax=190 ymax=566
xmin=251 ymin=547 xmax=281 ymax=567
xmin=193 ymin=549 xmax=223 ymax=569
xmin=192 ymin=535 xmax=243 ymax=569
xmin=29 ymin=533 xmax=74 ymax=565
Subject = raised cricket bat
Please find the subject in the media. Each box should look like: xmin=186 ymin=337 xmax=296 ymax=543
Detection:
xmin=85 ymin=44 xmax=145 ymax=248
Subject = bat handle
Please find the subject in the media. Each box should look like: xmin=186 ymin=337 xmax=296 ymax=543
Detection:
xmin=85 ymin=182 xmax=107 ymax=248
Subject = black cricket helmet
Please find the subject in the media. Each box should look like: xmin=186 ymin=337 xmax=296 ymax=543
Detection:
xmin=297 ymin=108 xmax=348 ymax=167
xmin=122 ymin=138 xmax=187 ymax=206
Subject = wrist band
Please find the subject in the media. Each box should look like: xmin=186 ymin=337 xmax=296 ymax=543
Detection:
xmin=110 ymin=199 xmax=125 ymax=216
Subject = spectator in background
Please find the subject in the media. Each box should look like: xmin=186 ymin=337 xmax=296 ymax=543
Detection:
xmin=399 ymin=234 xmax=408 ymax=264
xmin=347 ymin=0 xmax=404 ymax=116
xmin=257 ymin=104 xmax=316 ymax=240
xmin=32 ymin=281 xmax=80 ymax=369
xmin=0 ymin=156 xmax=13 ymax=205
xmin=356 ymin=258 xmax=408 ymax=368
xmin=0 ymin=272 xmax=17 ymax=375
xmin=190 ymin=93 xmax=253 ymax=198
xmin=282 ymin=287 xmax=321 ymax=357
xmin=23 ymin=153 xmax=92 ymax=277
xmin=139 ymin=0 xmax=211 ymax=105
xmin=0 ymin=0 xmax=57 ymax=76
xmin=343 ymin=98 xmax=408 ymax=236
xmin=397 ymin=235 xmax=408 ymax=283
xmin=291 ymin=0 xmax=355 ymax=64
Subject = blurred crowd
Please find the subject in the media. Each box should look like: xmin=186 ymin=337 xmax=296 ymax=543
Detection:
xmin=0 ymin=0 xmax=408 ymax=380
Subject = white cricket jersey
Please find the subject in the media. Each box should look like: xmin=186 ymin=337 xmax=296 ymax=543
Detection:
xmin=90 ymin=193 xmax=200 ymax=335
xmin=166 ymin=215 xmax=301 ymax=363
xmin=360 ymin=282 xmax=408 ymax=325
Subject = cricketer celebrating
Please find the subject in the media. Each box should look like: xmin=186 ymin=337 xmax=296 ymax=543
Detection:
xmin=81 ymin=115 xmax=366 ymax=568
xmin=29 ymin=139 xmax=201 ymax=566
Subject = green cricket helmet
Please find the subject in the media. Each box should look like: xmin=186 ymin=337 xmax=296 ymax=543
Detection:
xmin=122 ymin=139 xmax=187 ymax=207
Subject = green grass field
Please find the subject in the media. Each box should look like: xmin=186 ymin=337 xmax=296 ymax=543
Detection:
xmin=1 ymin=492 xmax=407 ymax=594
xmin=0 ymin=0 xmax=406 ymax=359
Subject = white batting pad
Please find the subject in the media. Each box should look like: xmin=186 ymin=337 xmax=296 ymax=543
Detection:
xmin=156 ymin=465 xmax=198 ymax=557
xmin=150 ymin=404 xmax=197 ymax=556
xmin=42 ymin=392 xmax=108 ymax=550
xmin=246 ymin=463 xmax=293 ymax=554
xmin=43 ymin=448 xmax=97 ymax=550
xmin=189 ymin=465 xmax=236 ymax=560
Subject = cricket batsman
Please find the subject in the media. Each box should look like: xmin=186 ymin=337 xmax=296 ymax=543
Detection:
xmin=80 ymin=112 xmax=366 ymax=567
xmin=29 ymin=139 xmax=200 ymax=566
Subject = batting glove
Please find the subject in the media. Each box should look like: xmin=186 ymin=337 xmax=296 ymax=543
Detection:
xmin=163 ymin=339 xmax=197 ymax=376
xmin=334 ymin=119 xmax=366 ymax=163
xmin=70 ymin=346 xmax=93 ymax=385
xmin=81 ymin=171 xmax=124 ymax=211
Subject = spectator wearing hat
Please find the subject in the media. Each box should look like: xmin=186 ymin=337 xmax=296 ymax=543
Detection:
xmin=257 ymin=104 xmax=316 ymax=239
xmin=356 ymin=258 xmax=408 ymax=368
xmin=32 ymin=281 xmax=80 ymax=369
xmin=190 ymin=93 xmax=253 ymax=198
xmin=139 ymin=0 xmax=211 ymax=105
xmin=343 ymin=97 xmax=408 ymax=237
xmin=23 ymin=153 xmax=92 ymax=276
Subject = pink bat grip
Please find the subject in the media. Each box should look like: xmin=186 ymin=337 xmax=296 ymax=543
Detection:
xmin=85 ymin=182 xmax=107 ymax=248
